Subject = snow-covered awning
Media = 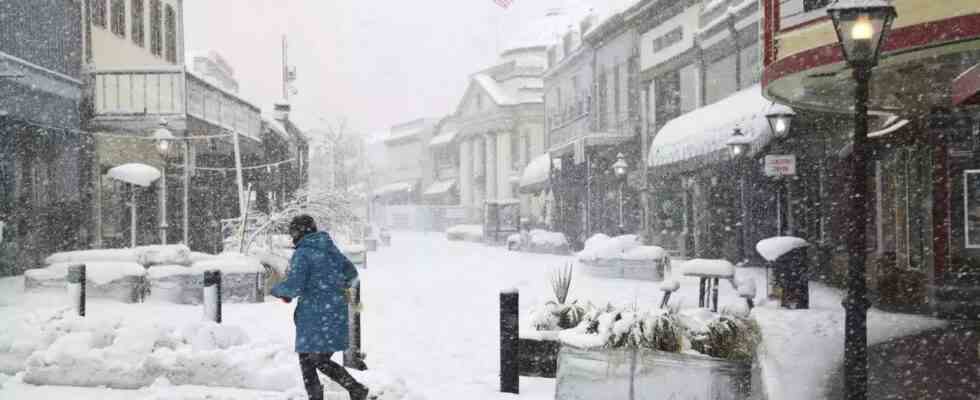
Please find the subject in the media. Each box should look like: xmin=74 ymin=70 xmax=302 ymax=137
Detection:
xmin=373 ymin=181 xmax=415 ymax=198
xmin=519 ymin=154 xmax=561 ymax=193
xmin=429 ymin=130 xmax=458 ymax=148
xmin=107 ymin=163 xmax=161 ymax=187
xmin=647 ymin=84 xmax=793 ymax=173
xmin=423 ymin=179 xmax=456 ymax=197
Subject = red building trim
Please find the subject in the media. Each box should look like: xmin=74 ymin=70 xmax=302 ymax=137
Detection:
xmin=763 ymin=13 xmax=980 ymax=88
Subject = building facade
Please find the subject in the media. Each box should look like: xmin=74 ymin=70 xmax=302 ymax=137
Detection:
xmin=0 ymin=0 xmax=90 ymax=274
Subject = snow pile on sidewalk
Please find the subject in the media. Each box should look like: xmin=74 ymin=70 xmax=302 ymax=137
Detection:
xmin=577 ymin=234 xmax=666 ymax=262
xmin=507 ymin=229 xmax=570 ymax=254
xmin=445 ymin=225 xmax=483 ymax=242
xmin=1 ymin=308 xmax=424 ymax=398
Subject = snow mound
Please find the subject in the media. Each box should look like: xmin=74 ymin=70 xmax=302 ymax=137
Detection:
xmin=755 ymin=236 xmax=809 ymax=262
xmin=446 ymin=225 xmax=483 ymax=242
xmin=681 ymin=259 xmax=735 ymax=278
xmin=26 ymin=262 xmax=146 ymax=285
xmin=577 ymin=234 xmax=641 ymax=260
xmin=45 ymin=245 xmax=192 ymax=267
xmin=621 ymin=245 xmax=666 ymax=261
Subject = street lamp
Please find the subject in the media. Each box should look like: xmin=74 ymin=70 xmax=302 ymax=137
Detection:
xmin=827 ymin=2 xmax=897 ymax=399
xmin=766 ymin=108 xmax=796 ymax=137
xmin=726 ymin=128 xmax=752 ymax=264
xmin=153 ymin=120 xmax=175 ymax=245
xmin=612 ymin=153 xmax=628 ymax=234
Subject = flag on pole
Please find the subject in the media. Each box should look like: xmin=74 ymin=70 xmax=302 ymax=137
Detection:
xmin=494 ymin=0 xmax=513 ymax=9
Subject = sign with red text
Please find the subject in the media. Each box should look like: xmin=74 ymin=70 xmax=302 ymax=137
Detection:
xmin=764 ymin=155 xmax=796 ymax=177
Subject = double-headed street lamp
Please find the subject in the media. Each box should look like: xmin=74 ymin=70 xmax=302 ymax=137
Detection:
xmin=826 ymin=1 xmax=897 ymax=399
xmin=612 ymin=153 xmax=628 ymax=234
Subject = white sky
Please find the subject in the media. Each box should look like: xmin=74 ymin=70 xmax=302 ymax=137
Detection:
xmin=183 ymin=0 xmax=563 ymax=136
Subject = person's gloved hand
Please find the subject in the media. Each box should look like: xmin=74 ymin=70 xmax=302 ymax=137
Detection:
xmin=279 ymin=296 xmax=292 ymax=304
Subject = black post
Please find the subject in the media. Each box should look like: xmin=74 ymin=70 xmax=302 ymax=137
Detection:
xmin=844 ymin=65 xmax=872 ymax=400
xmin=67 ymin=264 xmax=86 ymax=317
xmin=499 ymin=290 xmax=519 ymax=394
xmin=736 ymin=171 xmax=747 ymax=263
xmin=344 ymin=281 xmax=368 ymax=370
xmin=203 ymin=269 xmax=222 ymax=323
xmin=712 ymin=277 xmax=720 ymax=313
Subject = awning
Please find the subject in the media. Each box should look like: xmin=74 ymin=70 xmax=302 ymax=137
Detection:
xmin=429 ymin=130 xmax=458 ymax=147
xmin=423 ymin=179 xmax=456 ymax=197
xmin=647 ymin=84 xmax=792 ymax=173
xmin=953 ymin=63 xmax=980 ymax=106
xmin=519 ymin=154 xmax=561 ymax=193
xmin=373 ymin=181 xmax=415 ymax=198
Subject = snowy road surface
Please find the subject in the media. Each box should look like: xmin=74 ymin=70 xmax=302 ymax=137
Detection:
xmin=0 ymin=231 xmax=755 ymax=399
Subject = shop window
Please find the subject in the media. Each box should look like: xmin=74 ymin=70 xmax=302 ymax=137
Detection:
xmin=705 ymin=54 xmax=737 ymax=105
xmin=149 ymin=0 xmax=161 ymax=56
xmin=91 ymin=0 xmax=107 ymax=28
xmin=131 ymin=0 xmax=144 ymax=47
xmin=654 ymin=70 xmax=680 ymax=133
xmin=964 ymin=169 xmax=980 ymax=248
xmin=111 ymin=0 xmax=126 ymax=37
xmin=164 ymin=5 xmax=177 ymax=63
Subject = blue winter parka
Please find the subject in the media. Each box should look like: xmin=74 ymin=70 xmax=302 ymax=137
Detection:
xmin=271 ymin=231 xmax=359 ymax=353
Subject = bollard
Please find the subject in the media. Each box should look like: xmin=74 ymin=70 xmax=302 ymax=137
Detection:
xmin=67 ymin=264 xmax=86 ymax=317
xmin=500 ymin=289 xmax=519 ymax=394
xmin=203 ymin=269 xmax=222 ymax=323
xmin=344 ymin=281 xmax=368 ymax=370
xmin=712 ymin=277 xmax=720 ymax=313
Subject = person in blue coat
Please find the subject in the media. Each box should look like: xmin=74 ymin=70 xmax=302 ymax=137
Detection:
xmin=271 ymin=215 xmax=369 ymax=400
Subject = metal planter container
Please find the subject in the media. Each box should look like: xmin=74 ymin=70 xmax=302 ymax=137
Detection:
xmin=579 ymin=258 xmax=668 ymax=282
xmin=556 ymin=345 xmax=751 ymax=400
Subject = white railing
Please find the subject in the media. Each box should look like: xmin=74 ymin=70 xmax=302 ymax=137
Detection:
xmin=91 ymin=67 xmax=185 ymax=116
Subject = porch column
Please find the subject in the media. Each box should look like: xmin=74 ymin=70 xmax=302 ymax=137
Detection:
xmin=473 ymin=137 xmax=485 ymax=207
xmin=497 ymin=131 xmax=513 ymax=199
xmin=459 ymin=139 xmax=473 ymax=207
xmin=485 ymin=133 xmax=497 ymax=200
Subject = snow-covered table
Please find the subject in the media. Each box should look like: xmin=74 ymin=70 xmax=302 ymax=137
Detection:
xmin=681 ymin=259 xmax=735 ymax=312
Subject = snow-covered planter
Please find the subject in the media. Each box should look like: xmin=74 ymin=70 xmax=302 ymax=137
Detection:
xmin=554 ymin=307 xmax=757 ymax=400
xmin=577 ymin=234 xmax=670 ymax=281
xmin=24 ymin=262 xmax=147 ymax=303
xmin=506 ymin=229 xmax=570 ymax=255
xmin=446 ymin=224 xmax=483 ymax=242
xmin=146 ymin=254 xmax=265 ymax=304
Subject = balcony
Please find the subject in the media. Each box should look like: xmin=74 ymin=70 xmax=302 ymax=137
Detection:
xmin=86 ymin=67 xmax=261 ymax=141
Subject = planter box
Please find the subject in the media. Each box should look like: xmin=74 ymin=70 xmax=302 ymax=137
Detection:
xmin=580 ymin=258 xmax=668 ymax=282
xmin=556 ymin=346 xmax=751 ymax=400
xmin=24 ymin=272 xmax=145 ymax=303
xmin=516 ymin=332 xmax=561 ymax=378
xmin=147 ymin=271 xmax=264 ymax=304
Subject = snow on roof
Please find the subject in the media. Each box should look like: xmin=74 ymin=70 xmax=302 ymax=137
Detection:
xmin=423 ymin=179 xmax=456 ymax=196
xmin=648 ymin=84 xmax=793 ymax=168
xmin=474 ymin=74 xmax=516 ymax=105
xmin=755 ymin=236 xmax=810 ymax=262
xmin=519 ymin=154 xmax=559 ymax=189
xmin=681 ymin=259 xmax=735 ymax=278
xmin=373 ymin=181 xmax=415 ymax=197
xmin=429 ymin=130 xmax=458 ymax=147
xmin=107 ymin=163 xmax=161 ymax=187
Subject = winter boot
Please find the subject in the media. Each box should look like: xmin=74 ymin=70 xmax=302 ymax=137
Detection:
xmin=348 ymin=385 xmax=369 ymax=400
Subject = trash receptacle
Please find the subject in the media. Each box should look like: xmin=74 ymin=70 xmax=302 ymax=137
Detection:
xmin=772 ymin=247 xmax=809 ymax=309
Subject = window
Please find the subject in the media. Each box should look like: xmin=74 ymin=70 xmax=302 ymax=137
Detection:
xmin=110 ymin=0 xmax=126 ymax=36
xmin=652 ymin=27 xmax=683 ymax=53
xmin=704 ymin=54 xmax=737 ymax=105
xmin=739 ymin=42 xmax=761 ymax=87
xmin=803 ymin=0 xmax=833 ymax=12
xmin=91 ymin=0 xmax=107 ymax=28
xmin=149 ymin=0 xmax=162 ymax=56
xmin=165 ymin=5 xmax=177 ymax=62
xmin=597 ymin=70 xmax=608 ymax=130
xmin=511 ymin=132 xmax=521 ymax=169
xmin=964 ymin=169 xmax=980 ymax=248
xmin=679 ymin=63 xmax=699 ymax=113
xmin=523 ymin=132 xmax=531 ymax=167
xmin=654 ymin=70 xmax=680 ymax=133
xmin=131 ymin=0 xmax=144 ymax=47
xmin=613 ymin=64 xmax=621 ymax=122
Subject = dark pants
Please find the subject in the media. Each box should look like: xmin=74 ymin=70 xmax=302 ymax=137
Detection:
xmin=298 ymin=352 xmax=366 ymax=400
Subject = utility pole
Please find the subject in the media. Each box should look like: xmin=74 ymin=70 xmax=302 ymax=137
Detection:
xmin=282 ymin=35 xmax=289 ymax=102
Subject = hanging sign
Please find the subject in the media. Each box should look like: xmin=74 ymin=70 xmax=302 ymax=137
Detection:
xmin=764 ymin=154 xmax=796 ymax=177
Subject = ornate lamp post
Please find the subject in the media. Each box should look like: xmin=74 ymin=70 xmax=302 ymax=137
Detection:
xmin=726 ymin=128 xmax=752 ymax=263
xmin=153 ymin=120 xmax=176 ymax=245
xmin=612 ymin=153 xmax=629 ymax=234
xmin=826 ymin=1 xmax=897 ymax=399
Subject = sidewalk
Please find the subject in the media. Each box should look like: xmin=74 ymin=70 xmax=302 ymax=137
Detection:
xmin=825 ymin=322 xmax=979 ymax=400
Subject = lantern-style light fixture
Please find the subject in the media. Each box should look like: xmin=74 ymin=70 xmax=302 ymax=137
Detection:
xmin=727 ymin=128 xmax=751 ymax=158
xmin=153 ymin=119 xmax=176 ymax=157
xmin=766 ymin=107 xmax=796 ymax=136
xmin=612 ymin=153 xmax=628 ymax=177
xmin=827 ymin=0 xmax=897 ymax=67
